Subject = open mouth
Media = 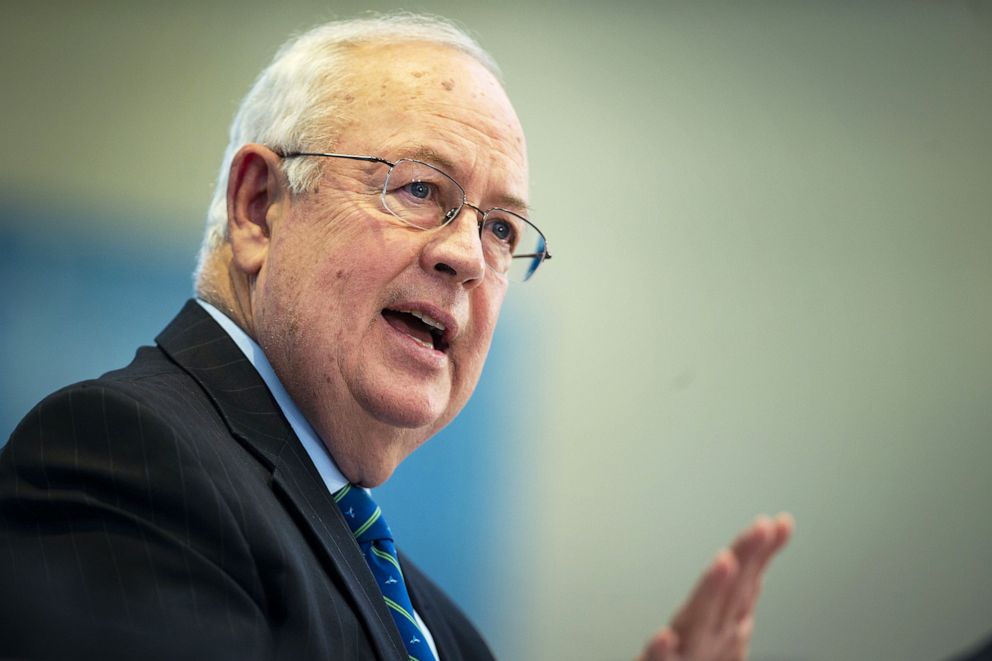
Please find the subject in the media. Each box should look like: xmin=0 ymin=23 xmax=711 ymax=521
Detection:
xmin=382 ymin=308 xmax=450 ymax=352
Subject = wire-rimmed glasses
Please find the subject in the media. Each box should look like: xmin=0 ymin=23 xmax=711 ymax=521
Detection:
xmin=278 ymin=151 xmax=551 ymax=282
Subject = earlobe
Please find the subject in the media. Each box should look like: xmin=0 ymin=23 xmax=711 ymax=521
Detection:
xmin=226 ymin=144 xmax=286 ymax=276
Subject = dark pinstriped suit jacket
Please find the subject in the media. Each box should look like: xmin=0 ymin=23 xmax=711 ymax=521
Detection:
xmin=0 ymin=300 xmax=494 ymax=661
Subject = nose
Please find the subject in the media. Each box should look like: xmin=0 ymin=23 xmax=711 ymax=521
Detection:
xmin=420 ymin=204 xmax=487 ymax=288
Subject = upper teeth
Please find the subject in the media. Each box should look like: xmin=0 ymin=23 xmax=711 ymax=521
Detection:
xmin=407 ymin=310 xmax=446 ymax=332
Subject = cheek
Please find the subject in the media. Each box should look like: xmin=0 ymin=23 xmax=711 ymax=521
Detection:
xmin=304 ymin=241 xmax=419 ymax=370
xmin=313 ymin=265 xmax=356 ymax=344
xmin=477 ymin=282 xmax=508 ymax=336
xmin=455 ymin=286 xmax=506 ymax=384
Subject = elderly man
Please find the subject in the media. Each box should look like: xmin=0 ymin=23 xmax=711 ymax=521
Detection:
xmin=0 ymin=14 xmax=790 ymax=661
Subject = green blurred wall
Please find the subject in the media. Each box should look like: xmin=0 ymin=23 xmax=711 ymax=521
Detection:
xmin=2 ymin=2 xmax=991 ymax=660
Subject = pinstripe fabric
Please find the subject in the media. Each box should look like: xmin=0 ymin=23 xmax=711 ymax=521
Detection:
xmin=0 ymin=300 xmax=494 ymax=661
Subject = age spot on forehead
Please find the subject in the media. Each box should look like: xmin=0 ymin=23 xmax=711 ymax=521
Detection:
xmin=441 ymin=78 xmax=455 ymax=91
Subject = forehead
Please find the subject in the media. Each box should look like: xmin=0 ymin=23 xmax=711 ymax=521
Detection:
xmin=335 ymin=42 xmax=529 ymax=198
xmin=344 ymin=41 xmax=505 ymax=102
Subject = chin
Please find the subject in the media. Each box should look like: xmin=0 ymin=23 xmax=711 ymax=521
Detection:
xmin=353 ymin=457 xmax=404 ymax=488
xmin=355 ymin=383 xmax=450 ymax=430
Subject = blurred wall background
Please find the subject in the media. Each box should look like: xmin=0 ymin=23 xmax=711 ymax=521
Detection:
xmin=2 ymin=2 xmax=990 ymax=660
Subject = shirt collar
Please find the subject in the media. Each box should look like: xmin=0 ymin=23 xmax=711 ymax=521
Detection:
xmin=196 ymin=299 xmax=349 ymax=495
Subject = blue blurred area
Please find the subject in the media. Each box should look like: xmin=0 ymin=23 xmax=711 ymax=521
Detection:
xmin=1 ymin=209 xmax=196 ymax=439
xmin=0 ymin=202 xmax=523 ymax=651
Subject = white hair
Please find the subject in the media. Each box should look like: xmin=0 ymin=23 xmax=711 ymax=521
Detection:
xmin=194 ymin=13 xmax=501 ymax=284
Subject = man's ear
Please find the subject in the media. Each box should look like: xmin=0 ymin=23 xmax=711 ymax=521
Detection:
xmin=226 ymin=144 xmax=286 ymax=277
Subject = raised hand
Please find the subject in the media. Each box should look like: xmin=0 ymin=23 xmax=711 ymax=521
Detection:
xmin=637 ymin=513 xmax=794 ymax=661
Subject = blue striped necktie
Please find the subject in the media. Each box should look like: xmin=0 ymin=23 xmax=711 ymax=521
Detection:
xmin=334 ymin=484 xmax=437 ymax=661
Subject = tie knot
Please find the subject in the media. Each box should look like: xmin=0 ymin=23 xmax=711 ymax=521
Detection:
xmin=333 ymin=483 xmax=393 ymax=543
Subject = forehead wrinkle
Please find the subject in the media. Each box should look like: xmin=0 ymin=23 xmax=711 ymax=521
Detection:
xmin=404 ymin=146 xmax=457 ymax=172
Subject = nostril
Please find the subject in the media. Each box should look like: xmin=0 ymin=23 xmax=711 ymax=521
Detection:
xmin=434 ymin=262 xmax=457 ymax=276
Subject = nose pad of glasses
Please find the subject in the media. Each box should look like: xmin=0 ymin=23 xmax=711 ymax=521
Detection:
xmin=443 ymin=204 xmax=486 ymax=238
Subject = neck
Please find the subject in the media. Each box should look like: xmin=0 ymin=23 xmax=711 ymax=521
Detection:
xmin=293 ymin=389 xmax=430 ymax=488
xmin=196 ymin=245 xmax=256 ymax=338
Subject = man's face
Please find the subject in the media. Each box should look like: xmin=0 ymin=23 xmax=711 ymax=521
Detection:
xmin=250 ymin=43 xmax=529 ymax=485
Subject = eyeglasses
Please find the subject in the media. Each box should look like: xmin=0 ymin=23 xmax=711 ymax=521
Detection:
xmin=278 ymin=151 xmax=551 ymax=282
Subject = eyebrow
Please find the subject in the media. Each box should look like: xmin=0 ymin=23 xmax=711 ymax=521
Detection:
xmin=407 ymin=146 xmax=457 ymax=172
xmin=404 ymin=146 xmax=531 ymax=215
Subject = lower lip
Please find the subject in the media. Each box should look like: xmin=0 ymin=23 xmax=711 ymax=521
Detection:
xmin=380 ymin=313 xmax=448 ymax=369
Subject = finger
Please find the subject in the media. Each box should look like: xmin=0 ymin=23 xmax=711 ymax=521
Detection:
xmin=722 ymin=512 xmax=795 ymax=625
xmin=728 ymin=615 xmax=756 ymax=661
xmin=672 ymin=549 xmax=736 ymax=629
xmin=638 ymin=627 xmax=682 ymax=661
xmin=718 ymin=515 xmax=776 ymax=626
xmin=739 ymin=615 xmax=755 ymax=641
xmin=672 ymin=549 xmax=738 ymax=647
xmin=760 ymin=512 xmax=794 ymax=570
xmin=743 ymin=512 xmax=795 ymax=612
xmin=732 ymin=515 xmax=776 ymax=568
xmin=743 ymin=512 xmax=794 ymax=603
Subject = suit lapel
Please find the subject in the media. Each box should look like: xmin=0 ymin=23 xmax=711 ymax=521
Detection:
xmin=156 ymin=300 xmax=407 ymax=661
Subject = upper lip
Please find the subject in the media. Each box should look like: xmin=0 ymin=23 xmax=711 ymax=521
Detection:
xmin=385 ymin=301 xmax=460 ymax=347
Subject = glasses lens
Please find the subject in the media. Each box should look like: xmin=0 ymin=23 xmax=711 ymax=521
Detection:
xmin=382 ymin=160 xmax=464 ymax=229
xmin=481 ymin=210 xmax=548 ymax=282
xmin=382 ymin=160 xmax=549 ymax=282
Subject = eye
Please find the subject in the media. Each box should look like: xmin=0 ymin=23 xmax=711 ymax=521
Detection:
xmin=484 ymin=217 xmax=518 ymax=247
xmin=404 ymin=180 xmax=433 ymax=200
